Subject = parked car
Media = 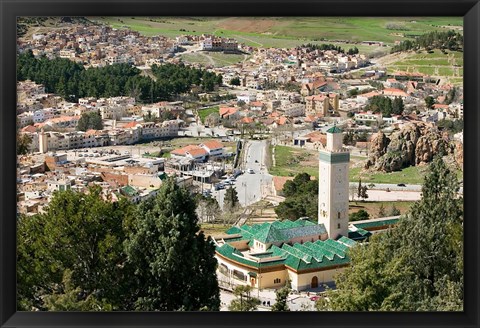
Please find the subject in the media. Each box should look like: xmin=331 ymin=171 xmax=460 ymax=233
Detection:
xmin=310 ymin=295 xmax=320 ymax=301
xmin=397 ymin=183 xmax=406 ymax=187
xmin=247 ymin=168 xmax=255 ymax=174
xmin=214 ymin=184 xmax=224 ymax=191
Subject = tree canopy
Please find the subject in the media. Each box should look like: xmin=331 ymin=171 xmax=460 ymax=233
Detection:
xmin=228 ymin=285 xmax=260 ymax=311
xmin=317 ymin=156 xmax=463 ymax=311
xmin=124 ymin=177 xmax=220 ymax=311
xmin=391 ymin=30 xmax=463 ymax=53
xmin=365 ymin=95 xmax=404 ymax=117
xmin=271 ymin=280 xmax=291 ymax=311
xmin=77 ymin=110 xmax=103 ymax=131
xmin=17 ymin=50 xmax=222 ymax=103
xmin=275 ymin=173 xmax=318 ymax=221
xmin=18 ymin=178 xmax=221 ymax=311
xmin=224 ymin=186 xmax=240 ymax=213
xmin=17 ymin=186 xmax=136 ymax=311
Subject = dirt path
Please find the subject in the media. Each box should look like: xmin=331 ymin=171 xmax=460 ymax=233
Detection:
xmin=233 ymin=35 xmax=263 ymax=47
xmin=197 ymin=52 xmax=216 ymax=66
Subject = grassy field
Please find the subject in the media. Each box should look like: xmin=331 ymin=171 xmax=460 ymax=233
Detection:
xmin=350 ymin=165 xmax=428 ymax=184
xmin=89 ymin=16 xmax=462 ymax=51
xmin=269 ymin=145 xmax=369 ymax=179
xmin=350 ymin=163 xmax=463 ymax=185
xmin=180 ymin=53 xmax=212 ymax=66
xmin=267 ymin=144 xmax=464 ymax=184
xmin=198 ymin=106 xmax=219 ymax=123
xmin=349 ymin=200 xmax=415 ymax=218
xmin=269 ymin=145 xmax=319 ymax=177
xmin=181 ymin=52 xmax=246 ymax=67
xmin=199 ymin=223 xmax=231 ymax=237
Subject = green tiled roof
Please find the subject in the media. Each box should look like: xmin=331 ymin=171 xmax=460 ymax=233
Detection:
xmin=158 ymin=172 xmax=168 ymax=180
xmin=121 ymin=185 xmax=138 ymax=197
xmin=244 ymin=219 xmax=327 ymax=244
xmin=326 ymin=125 xmax=342 ymax=134
xmin=338 ymin=236 xmax=357 ymax=247
xmin=352 ymin=218 xmax=399 ymax=230
xmin=348 ymin=227 xmax=372 ymax=241
xmin=217 ymin=219 xmax=355 ymax=271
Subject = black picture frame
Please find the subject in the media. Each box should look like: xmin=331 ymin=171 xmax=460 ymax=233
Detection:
xmin=1 ymin=0 xmax=479 ymax=327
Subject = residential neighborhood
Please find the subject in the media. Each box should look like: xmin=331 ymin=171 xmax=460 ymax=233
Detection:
xmin=16 ymin=17 xmax=464 ymax=313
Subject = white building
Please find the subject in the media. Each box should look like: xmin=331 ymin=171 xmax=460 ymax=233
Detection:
xmin=318 ymin=126 xmax=350 ymax=239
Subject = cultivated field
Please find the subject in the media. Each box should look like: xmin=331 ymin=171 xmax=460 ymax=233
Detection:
xmin=386 ymin=50 xmax=463 ymax=84
xmin=89 ymin=16 xmax=462 ymax=52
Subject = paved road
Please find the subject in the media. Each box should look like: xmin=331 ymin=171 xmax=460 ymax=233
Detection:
xmin=364 ymin=190 xmax=422 ymax=202
xmin=220 ymin=289 xmax=316 ymax=311
xmin=349 ymin=182 xmax=463 ymax=194
xmin=213 ymin=140 xmax=273 ymax=207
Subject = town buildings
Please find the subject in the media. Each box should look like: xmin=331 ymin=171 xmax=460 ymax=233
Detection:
xmin=212 ymin=127 xmax=399 ymax=291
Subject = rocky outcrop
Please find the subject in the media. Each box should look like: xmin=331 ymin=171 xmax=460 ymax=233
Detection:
xmin=364 ymin=130 xmax=389 ymax=169
xmin=365 ymin=123 xmax=454 ymax=172
xmin=453 ymin=141 xmax=463 ymax=168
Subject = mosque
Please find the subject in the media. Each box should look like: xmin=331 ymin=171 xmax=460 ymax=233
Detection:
xmin=213 ymin=127 xmax=398 ymax=291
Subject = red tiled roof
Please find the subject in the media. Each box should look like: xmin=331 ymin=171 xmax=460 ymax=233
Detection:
xmin=171 ymin=144 xmax=199 ymax=156
xmin=241 ymin=117 xmax=254 ymax=124
xmin=201 ymin=140 xmax=224 ymax=150
xmin=219 ymin=107 xmax=238 ymax=117
xmin=276 ymin=116 xmax=289 ymax=125
xmin=21 ymin=125 xmax=37 ymax=133
xmin=359 ymin=91 xmax=380 ymax=98
xmin=124 ymin=121 xmax=140 ymax=129
xmin=382 ymin=88 xmax=409 ymax=97
xmin=186 ymin=147 xmax=208 ymax=157
xmin=304 ymin=131 xmax=326 ymax=144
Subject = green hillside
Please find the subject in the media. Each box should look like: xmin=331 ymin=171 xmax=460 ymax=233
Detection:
xmin=88 ymin=17 xmax=462 ymax=52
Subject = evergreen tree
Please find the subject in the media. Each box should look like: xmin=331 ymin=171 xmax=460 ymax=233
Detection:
xmin=378 ymin=203 xmax=387 ymax=217
xmin=275 ymin=173 xmax=318 ymax=221
xmin=77 ymin=111 xmax=103 ymax=131
xmin=317 ymin=156 xmax=463 ymax=311
xmin=228 ymin=285 xmax=260 ymax=311
xmin=17 ymin=133 xmax=32 ymax=155
xmin=360 ymin=185 xmax=369 ymax=201
xmin=17 ymin=186 xmax=136 ymax=311
xmin=425 ymin=96 xmax=435 ymax=109
xmin=349 ymin=209 xmax=370 ymax=221
xmin=230 ymin=77 xmax=241 ymax=86
xmin=389 ymin=204 xmax=401 ymax=216
xmin=224 ymin=186 xmax=240 ymax=212
xmin=357 ymin=179 xmax=363 ymax=200
xmin=391 ymin=97 xmax=405 ymax=115
xmin=124 ymin=177 xmax=220 ymax=311
xmin=272 ymin=280 xmax=292 ymax=311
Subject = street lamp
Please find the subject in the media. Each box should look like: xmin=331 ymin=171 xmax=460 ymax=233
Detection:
xmin=242 ymin=181 xmax=247 ymax=206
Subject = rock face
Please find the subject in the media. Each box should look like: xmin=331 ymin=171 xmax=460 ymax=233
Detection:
xmin=453 ymin=141 xmax=463 ymax=168
xmin=365 ymin=123 xmax=454 ymax=172
xmin=365 ymin=130 xmax=389 ymax=169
